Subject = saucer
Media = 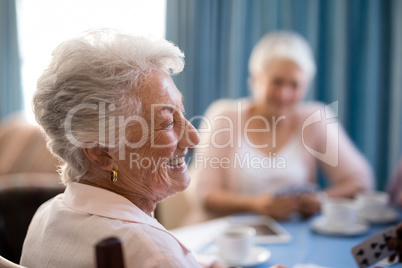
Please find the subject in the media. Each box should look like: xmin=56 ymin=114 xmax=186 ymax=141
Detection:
xmin=358 ymin=208 xmax=398 ymax=224
xmin=310 ymin=216 xmax=369 ymax=236
xmin=219 ymin=247 xmax=271 ymax=267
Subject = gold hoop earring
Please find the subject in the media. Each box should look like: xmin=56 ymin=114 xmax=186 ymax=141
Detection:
xmin=111 ymin=168 xmax=117 ymax=183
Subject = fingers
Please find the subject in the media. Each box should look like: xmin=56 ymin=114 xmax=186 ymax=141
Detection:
xmin=256 ymin=194 xmax=320 ymax=220
xmin=275 ymin=196 xmax=299 ymax=209
xmin=299 ymin=211 xmax=315 ymax=219
xmin=268 ymin=197 xmax=298 ymax=220
xmin=269 ymin=207 xmax=294 ymax=221
xmin=388 ymin=253 xmax=396 ymax=262
xmin=273 ymin=213 xmax=292 ymax=221
xmin=387 ymin=231 xmax=402 ymax=263
xmin=297 ymin=194 xmax=321 ymax=218
xmin=388 ymin=237 xmax=399 ymax=250
xmin=388 ymin=236 xmax=402 ymax=252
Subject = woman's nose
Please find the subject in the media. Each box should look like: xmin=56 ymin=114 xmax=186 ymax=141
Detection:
xmin=178 ymin=120 xmax=200 ymax=149
xmin=277 ymin=86 xmax=294 ymax=101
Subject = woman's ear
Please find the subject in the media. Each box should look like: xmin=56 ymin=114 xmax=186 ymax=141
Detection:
xmin=82 ymin=146 xmax=114 ymax=171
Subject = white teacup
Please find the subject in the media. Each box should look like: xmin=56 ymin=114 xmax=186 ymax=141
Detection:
xmin=322 ymin=198 xmax=357 ymax=229
xmin=356 ymin=191 xmax=389 ymax=218
xmin=216 ymin=224 xmax=256 ymax=263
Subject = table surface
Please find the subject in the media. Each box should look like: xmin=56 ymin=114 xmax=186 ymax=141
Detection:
xmin=171 ymin=210 xmax=402 ymax=268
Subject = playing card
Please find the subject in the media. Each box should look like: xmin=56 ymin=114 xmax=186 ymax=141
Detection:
xmin=274 ymin=184 xmax=317 ymax=197
xmin=351 ymin=226 xmax=397 ymax=268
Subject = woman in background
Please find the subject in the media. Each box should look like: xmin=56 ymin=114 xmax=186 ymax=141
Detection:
xmin=188 ymin=31 xmax=373 ymax=223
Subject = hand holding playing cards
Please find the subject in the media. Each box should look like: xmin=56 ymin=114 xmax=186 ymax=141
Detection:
xmin=250 ymin=194 xmax=298 ymax=221
xmin=352 ymin=226 xmax=398 ymax=267
xmin=387 ymin=222 xmax=402 ymax=263
xmin=274 ymin=185 xmax=321 ymax=218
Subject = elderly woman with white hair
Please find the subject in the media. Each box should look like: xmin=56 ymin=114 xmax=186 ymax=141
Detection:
xmin=188 ymin=31 xmax=374 ymax=223
xmin=19 ymin=29 xmax=225 ymax=268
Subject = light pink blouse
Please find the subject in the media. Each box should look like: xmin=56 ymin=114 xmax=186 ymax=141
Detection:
xmin=187 ymin=99 xmax=374 ymax=223
xmin=20 ymin=183 xmax=200 ymax=268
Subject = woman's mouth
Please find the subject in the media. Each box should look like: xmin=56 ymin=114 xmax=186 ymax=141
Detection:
xmin=167 ymin=157 xmax=185 ymax=167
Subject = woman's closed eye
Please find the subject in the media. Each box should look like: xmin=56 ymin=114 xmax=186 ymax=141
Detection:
xmin=164 ymin=121 xmax=174 ymax=129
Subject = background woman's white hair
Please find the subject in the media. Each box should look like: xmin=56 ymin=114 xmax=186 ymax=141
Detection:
xmin=248 ymin=31 xmax=316 ymax=82
xmin=33 ymin=29 xmax=185 ymax=185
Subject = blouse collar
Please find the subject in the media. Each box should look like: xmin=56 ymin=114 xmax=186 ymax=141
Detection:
xmin=62 ymin=182 xmax=190 ymax=253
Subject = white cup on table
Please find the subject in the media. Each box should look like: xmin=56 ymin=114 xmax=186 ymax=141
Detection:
xmin=322 ymin=198 xmax=358 ymax=229
xmin=216 ymin=224 xmax=256 ymax=263
xmin=355 ymin=191 xmax=389 ymax=218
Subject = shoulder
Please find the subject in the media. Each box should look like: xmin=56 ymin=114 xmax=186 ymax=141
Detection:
xmin=78 ymin=217 xmax=197 ymax=266
xmin=24 ymin=199 xmax=198 ymax=267
xmin=31 ymin=193 xmax=63 ymax=217
xmin=295 ymin=101 xmax=329 ymax=119
xmin=294 ymin=101 xmax=339 ymax=127
xmin=120 ymin=222 xmax=175 ymax=249
xmin=293 ymin=101 xmax=340 ymax=146
xmin=123 ymin=224 xmax=198 ymax=267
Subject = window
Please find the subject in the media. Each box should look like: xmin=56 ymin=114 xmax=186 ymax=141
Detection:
xmin=17 ymin=0 xmax=166 ymax=123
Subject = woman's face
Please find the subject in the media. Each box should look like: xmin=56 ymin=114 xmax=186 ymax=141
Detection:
xmin=115 ymin=71 xmax=200 ymax=201
xmin=252 ymin=58 xmax=309 ymax=117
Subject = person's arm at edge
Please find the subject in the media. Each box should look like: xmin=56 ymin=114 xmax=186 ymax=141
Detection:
xmin=304 ymin=102 xmax=374 ymax=198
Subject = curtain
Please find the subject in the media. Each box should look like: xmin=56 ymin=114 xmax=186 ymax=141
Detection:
xmin=166 ymin=0 xmax=402 ymax=190
xmin=0 ymin=0 xmax=22 ymax=120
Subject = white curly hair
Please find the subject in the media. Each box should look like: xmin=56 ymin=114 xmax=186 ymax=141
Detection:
xmin=248 ymin=31 xmax=316 ymax=83
xmin=33 ymin=29 xmax=185 ymax=184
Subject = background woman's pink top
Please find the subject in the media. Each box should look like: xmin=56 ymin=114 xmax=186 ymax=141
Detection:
xmin=187 ymin=99 xmax=373 ymax=223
